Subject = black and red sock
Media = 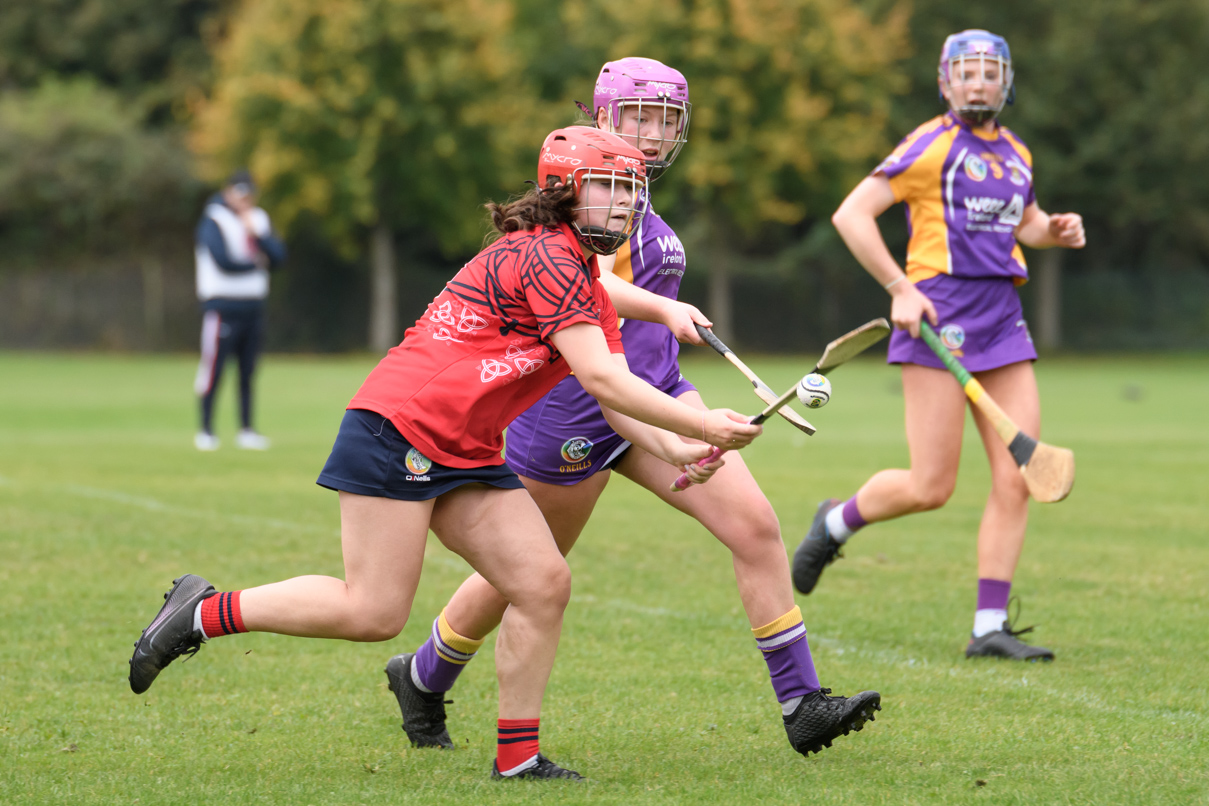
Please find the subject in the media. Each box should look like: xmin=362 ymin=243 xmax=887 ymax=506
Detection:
xmin=199 ymin=591 xmax=247 ymax=639
xmin=496 ymin=718 xmax=540 ymax=775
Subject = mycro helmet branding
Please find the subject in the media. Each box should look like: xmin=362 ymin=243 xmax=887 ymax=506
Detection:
xmin=939 ymin=29 xmax=1014 ymax=125
xmin=537 ymin=127 xmax=648 ymax=256
xmin=592 ymin=57 xmax=691 ymax=182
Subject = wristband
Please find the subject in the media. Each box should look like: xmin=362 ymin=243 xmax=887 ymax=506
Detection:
xmin=883 ymin=275 xmax=906 ymax=290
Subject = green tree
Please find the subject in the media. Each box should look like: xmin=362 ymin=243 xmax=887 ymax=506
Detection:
xmin=193 ymin=0 xmax=550 ymax=351
xmin=547 ymin=0 xmax=911 ymax=340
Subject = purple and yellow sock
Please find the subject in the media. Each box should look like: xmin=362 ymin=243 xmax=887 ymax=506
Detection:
xmin=412 ymin=609 xmax=485 ymax=693
xmin=753 ymin=606 xmax=821 ymax=706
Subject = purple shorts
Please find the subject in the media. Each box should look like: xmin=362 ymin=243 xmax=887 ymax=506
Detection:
xmin=887 ymin=274 xmax=1038 ymax=372
xmin=505 ymin=368 xmax=697 ymax=485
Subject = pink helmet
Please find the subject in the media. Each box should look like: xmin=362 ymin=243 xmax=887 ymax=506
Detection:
xmin=591 ymin=57 xmax=691 ymax=182
xmin=537 ymin=126 xmax=647 ymax=255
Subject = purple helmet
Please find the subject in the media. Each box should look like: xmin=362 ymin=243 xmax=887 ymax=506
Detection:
xmin=592 ymin=57 xmax=691 ymax=182
xmin=938 ymin=29 xmax=1015 ymax=124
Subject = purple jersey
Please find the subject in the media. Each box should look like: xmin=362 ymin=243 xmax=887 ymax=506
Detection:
xmin=876 ymin=113 xmax=1036 ymax=283
xmin=505 ymin=191 xmax=694 ymax=482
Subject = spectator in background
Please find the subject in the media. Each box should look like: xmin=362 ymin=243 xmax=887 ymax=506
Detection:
xmin=193 ymin=170 xmax=286 ymax=451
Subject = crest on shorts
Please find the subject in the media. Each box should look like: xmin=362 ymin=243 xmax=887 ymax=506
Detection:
xmin=964 ymin=155 xmax=988 ymax=182
xmin=560 ymin=437 xmax=594 ymax=463
xmin=405 ymin=448 xmax=432 ymax=475
xmin=940 ymin=323 xmax=966 ymax=351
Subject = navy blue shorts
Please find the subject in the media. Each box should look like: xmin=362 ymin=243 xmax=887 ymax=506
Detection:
xmin=317 ymin=409 xmax=524 ymax=501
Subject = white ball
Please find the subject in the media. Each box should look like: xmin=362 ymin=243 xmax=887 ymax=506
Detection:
xmin=797 ymin=373 xmax=831 ymax=409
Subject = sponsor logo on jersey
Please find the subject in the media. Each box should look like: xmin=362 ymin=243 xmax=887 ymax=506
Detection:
xmin=964 ymin=155 xmax=988 ymax=181
xmin=560 ymin=437 xmax=594 ymax=463
xmin=1009 ymin=165 xmax=1026 ymax=186
xmin=940 ymin=323 xmax=966 ymax=351
xmin=405 ymin=448 xmax=432 ymax=481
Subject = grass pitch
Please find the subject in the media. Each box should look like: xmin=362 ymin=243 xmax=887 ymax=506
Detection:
xmin=1 ymin=350 xmax=1206 ymax=805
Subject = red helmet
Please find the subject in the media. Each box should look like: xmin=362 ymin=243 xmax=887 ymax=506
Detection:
xmin=537 ymin=127 xmax=647 ymax=255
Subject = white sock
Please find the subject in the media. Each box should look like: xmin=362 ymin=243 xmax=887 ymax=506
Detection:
xmin=193 ymin=602 xmax=209 ymax=641
xmin=825 ymin=505 xmax=854 ymax=543
xmin=410 ymin=658 xmax=433 ymax=693
xmin=498 ymin=754 xmax=539 ymax=776
xmin=781 ymin=695 xmax=803 ymax=717
xmin=973 ymin=608 xmax=1008 ymax=638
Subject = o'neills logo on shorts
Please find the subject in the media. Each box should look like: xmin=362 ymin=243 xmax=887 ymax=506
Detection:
xmin=405 ymin=448 xmax=432 ymax=481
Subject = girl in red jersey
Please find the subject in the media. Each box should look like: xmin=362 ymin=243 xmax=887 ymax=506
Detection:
xmin=129 ymin=127 xmax=760 ymax=781
xmin=386 ymin=58 xmax=882 ymax=763
xmin=792 ymin=30 xmax=1085 ymax=661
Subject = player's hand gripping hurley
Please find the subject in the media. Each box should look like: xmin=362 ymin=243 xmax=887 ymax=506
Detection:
xmin=919 ymin=321 xmax=1074 ymax=502
xmin=672 ymin=319 xmax=891 ymax=492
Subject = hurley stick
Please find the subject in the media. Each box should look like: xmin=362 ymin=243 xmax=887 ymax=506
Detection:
xmin=695 ymin=324 xmax=816 ymax=435
xmin=919 ymin=321 xmax=1074 ymax=502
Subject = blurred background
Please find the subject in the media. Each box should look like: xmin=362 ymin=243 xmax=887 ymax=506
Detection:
xmin=1 ymin=0 xmax=1206 ymax=355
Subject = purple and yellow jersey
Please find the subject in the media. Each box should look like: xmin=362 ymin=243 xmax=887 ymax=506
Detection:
xmin=610 ymin=190 xmax=686 ymax=386
xmin=503 ymin=191 xmax=692 ymax=481
xmin=876 ymin=113 xmax=1036 ymax=284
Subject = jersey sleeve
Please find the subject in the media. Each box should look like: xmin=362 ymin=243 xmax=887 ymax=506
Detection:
xmin=520 ymin=236 xmax=615 ymax=341
xmin=873 ymin=117 xmax=950 ymax=204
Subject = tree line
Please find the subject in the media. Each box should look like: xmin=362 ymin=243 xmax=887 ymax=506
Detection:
xmin=1 ymin=0 xmax=1206 ymax=351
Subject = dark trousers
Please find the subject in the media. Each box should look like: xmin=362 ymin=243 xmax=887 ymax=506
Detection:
xmin=194 ymin=303 xmax=265 ymax=433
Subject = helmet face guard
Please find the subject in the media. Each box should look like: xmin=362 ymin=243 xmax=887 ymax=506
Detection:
xmin=938 ymin=30 xmax=1014 ymax=125
xmin=593 ymin=57 xmax=690 ymax=182
xmin=537 ymin=127 xmax=648 ymax=255
xmin=571 ymin=170 xmax=645 ymax=255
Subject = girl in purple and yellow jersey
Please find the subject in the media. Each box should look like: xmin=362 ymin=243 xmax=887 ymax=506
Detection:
xmin=792 ymin=30 xmax=1085 ymax=661
xmin=386 ymin=57 xmax=881 ymax=760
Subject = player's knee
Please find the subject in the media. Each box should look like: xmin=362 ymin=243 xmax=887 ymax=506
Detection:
xmin=534 ymin=558 xmax=572 ymax=612
xmin=991 ymin=470 xmax=1029 ymax=503
xmin=346 ymin=608 xmax=409 ymax=643
xmin=914 ymin=482 xmax=955 ymax=512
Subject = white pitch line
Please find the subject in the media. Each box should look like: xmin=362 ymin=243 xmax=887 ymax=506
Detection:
xmin=57 ymin=483 xmax=336 ymax=535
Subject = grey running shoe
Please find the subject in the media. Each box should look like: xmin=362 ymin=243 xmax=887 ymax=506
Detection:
xmin=492 ymin=753 xmax=584 ymax=780
xmin=783 ymin=687 xmax=881 ymax=757
xmin=129 ymin=574 xmax=215 ymax=694
xmin=385 ymin=653 xmax=454 ymax=748
xmin=966 ymin=601 xmax=1055 ymax=661
xmin=792 ymin=499 xmax=845 ymax=595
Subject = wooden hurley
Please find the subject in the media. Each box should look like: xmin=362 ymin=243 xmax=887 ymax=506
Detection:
xmin=671 ymin=319 xmax=892 ymax=492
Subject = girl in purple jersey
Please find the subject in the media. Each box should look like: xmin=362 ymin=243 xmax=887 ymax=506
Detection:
xmin=792 ymin=30 xmax=1085 ymax=661
xmin=386 ymin=57 xmax=881 ymax=760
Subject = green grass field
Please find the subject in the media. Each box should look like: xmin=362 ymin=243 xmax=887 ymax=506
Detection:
xmin=2 ymin=351 xmax=1206 ymax=805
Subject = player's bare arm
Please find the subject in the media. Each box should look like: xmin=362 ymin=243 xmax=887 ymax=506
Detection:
xmin=549 ymin=322 xmax=760 ymax=449
xmin=832 ymin=174 xmax=938 ymax=338
xmin=1014 ymin=203 xmax=1087 ymax=250
xmin=597 ymin=398 xmax=721 ymax=484
xmin=597 ymin=270 xmax=710 ymax=345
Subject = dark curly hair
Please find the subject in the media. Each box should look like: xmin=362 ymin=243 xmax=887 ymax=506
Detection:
xmin=485 ymin=181 xmax=578 ymax=242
